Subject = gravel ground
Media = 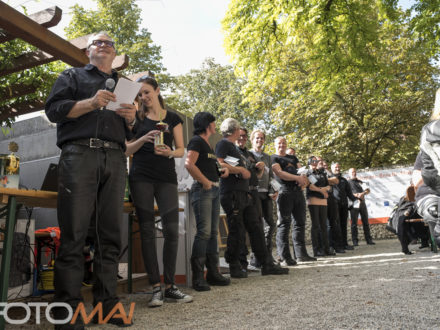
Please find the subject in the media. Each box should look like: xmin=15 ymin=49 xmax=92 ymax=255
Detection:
xmin=10 ymin=239 xmax=440 ymax=329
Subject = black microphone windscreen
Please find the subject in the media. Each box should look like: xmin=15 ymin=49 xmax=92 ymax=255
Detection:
xmin=105 ymin=78 xmax=116 ymax=91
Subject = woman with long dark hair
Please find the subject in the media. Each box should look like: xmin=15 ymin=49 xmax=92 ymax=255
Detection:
xmin=126 ymin=76 xmax=192 ymax=307
xmin=185 ymin=112 xmax=231 ymax=291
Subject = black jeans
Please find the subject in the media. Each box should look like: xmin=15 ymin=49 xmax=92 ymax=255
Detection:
xmin=337 ymin=202 xmax=350 ymax=246
xmin=54 ymin=144 xmax=126 ymax=309
xmin=259 ymin=192 xmax=276 ymax=255
xmin=221 ymin=190 xmax=268 ymax=266
xmin=350 ymin=201 xmax=372 ymax=243
xmin=327 ymin=195 xmax=344 ymax=249
xmin=276 ymin=190 xmax=309 ymax=260
xmin=308 ymin=204 xmax=329 ymax=254
xmin=130 ymin=181 xmax=179 ymax=285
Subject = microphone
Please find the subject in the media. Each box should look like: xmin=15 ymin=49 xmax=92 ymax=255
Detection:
xmin=105 ymin=78 xmax=116 ymax=91
xmin=102 ymin=78 xmax=116 ymax=110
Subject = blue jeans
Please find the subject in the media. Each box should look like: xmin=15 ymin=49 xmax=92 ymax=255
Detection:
xmin=190 ymin=182 xmax=220 ymax=258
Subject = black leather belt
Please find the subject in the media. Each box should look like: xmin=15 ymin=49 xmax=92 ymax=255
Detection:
xmin=69 ymin=138 xmax=121 ymax=150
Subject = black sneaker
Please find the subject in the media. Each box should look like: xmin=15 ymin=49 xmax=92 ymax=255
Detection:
xmin=280 ymin=258 xmax=297 ymax=266
xmin=164 ymin=285 xmax=193 ymax=303
xmin=261 ymin=263 xmax=289 ymax=275
xmin=344 ymin=245 xmax=354 ymax=250
xmin=148 ymin=286 xmax=163 ymax=308
xmin=229 ymin=264 xmax=248 ymax=278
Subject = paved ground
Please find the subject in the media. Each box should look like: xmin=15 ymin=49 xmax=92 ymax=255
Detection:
xmin=11 ymin=239 xmax=440 ymax=329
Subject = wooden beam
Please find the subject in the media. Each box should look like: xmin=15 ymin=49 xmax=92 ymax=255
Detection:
xmin=0 ymin=50 xmax=52 ymax=78
xmin=0 ymin=51 xmax=129 ymax=78
xmin=113 ymin=54 xmax=129 ymax=71
xmin=0 ymin=6 xmax=62 ymax=43
xmin=0 ymin=99 xmax=45 ymax=122
xmin=0 ymin=84 xmax=37 ymax=101
xmin=0 ymin=3 xmax=88 ymax=67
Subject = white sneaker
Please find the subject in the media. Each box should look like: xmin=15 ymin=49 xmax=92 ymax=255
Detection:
xmin=148 ymin=287 xmax=164 ymax=308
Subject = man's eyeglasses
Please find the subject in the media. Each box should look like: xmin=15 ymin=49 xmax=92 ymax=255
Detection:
xmin=90 ymin=40 xmax=115 ymax=48
xmin=239 ymin=134 xmax=248 ymax=138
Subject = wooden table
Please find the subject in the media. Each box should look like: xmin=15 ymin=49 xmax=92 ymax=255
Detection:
xmin=0 ymin=187 xmax=141 ymax=330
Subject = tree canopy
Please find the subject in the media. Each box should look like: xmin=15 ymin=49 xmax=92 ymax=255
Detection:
xmin=222 ymin=0 xmax=439 ymax=168
xmin=165 ymin=58 xmax=259 ymax=128
xmin=65 ymin=0 xmax=164 ymax=75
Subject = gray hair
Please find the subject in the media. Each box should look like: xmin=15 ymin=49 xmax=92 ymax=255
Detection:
xmin=87 ymin=31 xmax=114 ymax=48
xmin=220 ymin=118 xmax=240 ymax=137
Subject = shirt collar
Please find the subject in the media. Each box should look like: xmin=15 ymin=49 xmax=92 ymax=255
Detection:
xmin=85 ymin=63 xmax=118 ymax=77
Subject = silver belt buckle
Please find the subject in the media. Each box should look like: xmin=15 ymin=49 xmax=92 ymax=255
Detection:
xmin=89 ymin=138 xmax=101 ymax=148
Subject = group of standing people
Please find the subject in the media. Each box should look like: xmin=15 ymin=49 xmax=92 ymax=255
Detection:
xmin=45 ymin=31 xmax=377 ymax=330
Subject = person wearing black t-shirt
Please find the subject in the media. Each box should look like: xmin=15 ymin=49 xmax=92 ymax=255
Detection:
xmin=322 ymin=160 xmax=345 ymax=254
xmin=331 ymin=162 xmax=356 ymax=250
xmin=236 ymin=128 xmax=265 ymax=270
xmin=306 ymin=156 xmax=335 ymax=257
xmin=126 ymin=76 xmax=192 ymax=307
xmin=271 ymin=137 xmax=316 ymax=263
xmin=348 ymin=168 xmax=375 ymax=246
xmin=185 ymin=112 xmax=231 ymax=291
xmin=216 ymin=119 xmax=288 ymax=277
xmin=45 ymin=32 xmax=136 ymax=326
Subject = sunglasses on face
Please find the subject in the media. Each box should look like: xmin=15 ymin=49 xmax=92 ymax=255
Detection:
xmin=90 ymin=39 xmax=115 ymax=48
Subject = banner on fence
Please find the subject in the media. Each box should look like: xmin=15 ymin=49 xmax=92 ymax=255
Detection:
xmin=353 ymin=166 xmax=413 ymax=224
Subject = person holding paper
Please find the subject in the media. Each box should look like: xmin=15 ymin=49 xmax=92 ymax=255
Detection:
xmin=45 ymin=31 xmax=136 ymax=327
xmin=216 ymin=118 xmax=288 ymax=277
xmin=348 ymin=168 xmax=375 ymax=246
xmin=125 ymin=75 xmax=192 ymax=307
xmin=271 ymin=137 xmax=316 ymax=264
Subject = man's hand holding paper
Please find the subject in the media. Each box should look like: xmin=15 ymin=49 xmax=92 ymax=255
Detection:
xmin=106 ymin=78 xmax=142 ymax=111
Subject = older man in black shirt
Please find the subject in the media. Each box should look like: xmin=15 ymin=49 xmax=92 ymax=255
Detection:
xmin=45 ymin=32 xmax=136 ymax=328
xmin=348 ymin=168 xmax=375 ymax=246
xmin=331 ymin=163 xmax=356 ymax=250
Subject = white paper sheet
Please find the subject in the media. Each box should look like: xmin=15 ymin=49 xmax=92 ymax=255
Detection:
xmin=224 ymin=156 xmax=239 ymax=167
xmin=106 ymin=78 xmax=142 ymax=111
